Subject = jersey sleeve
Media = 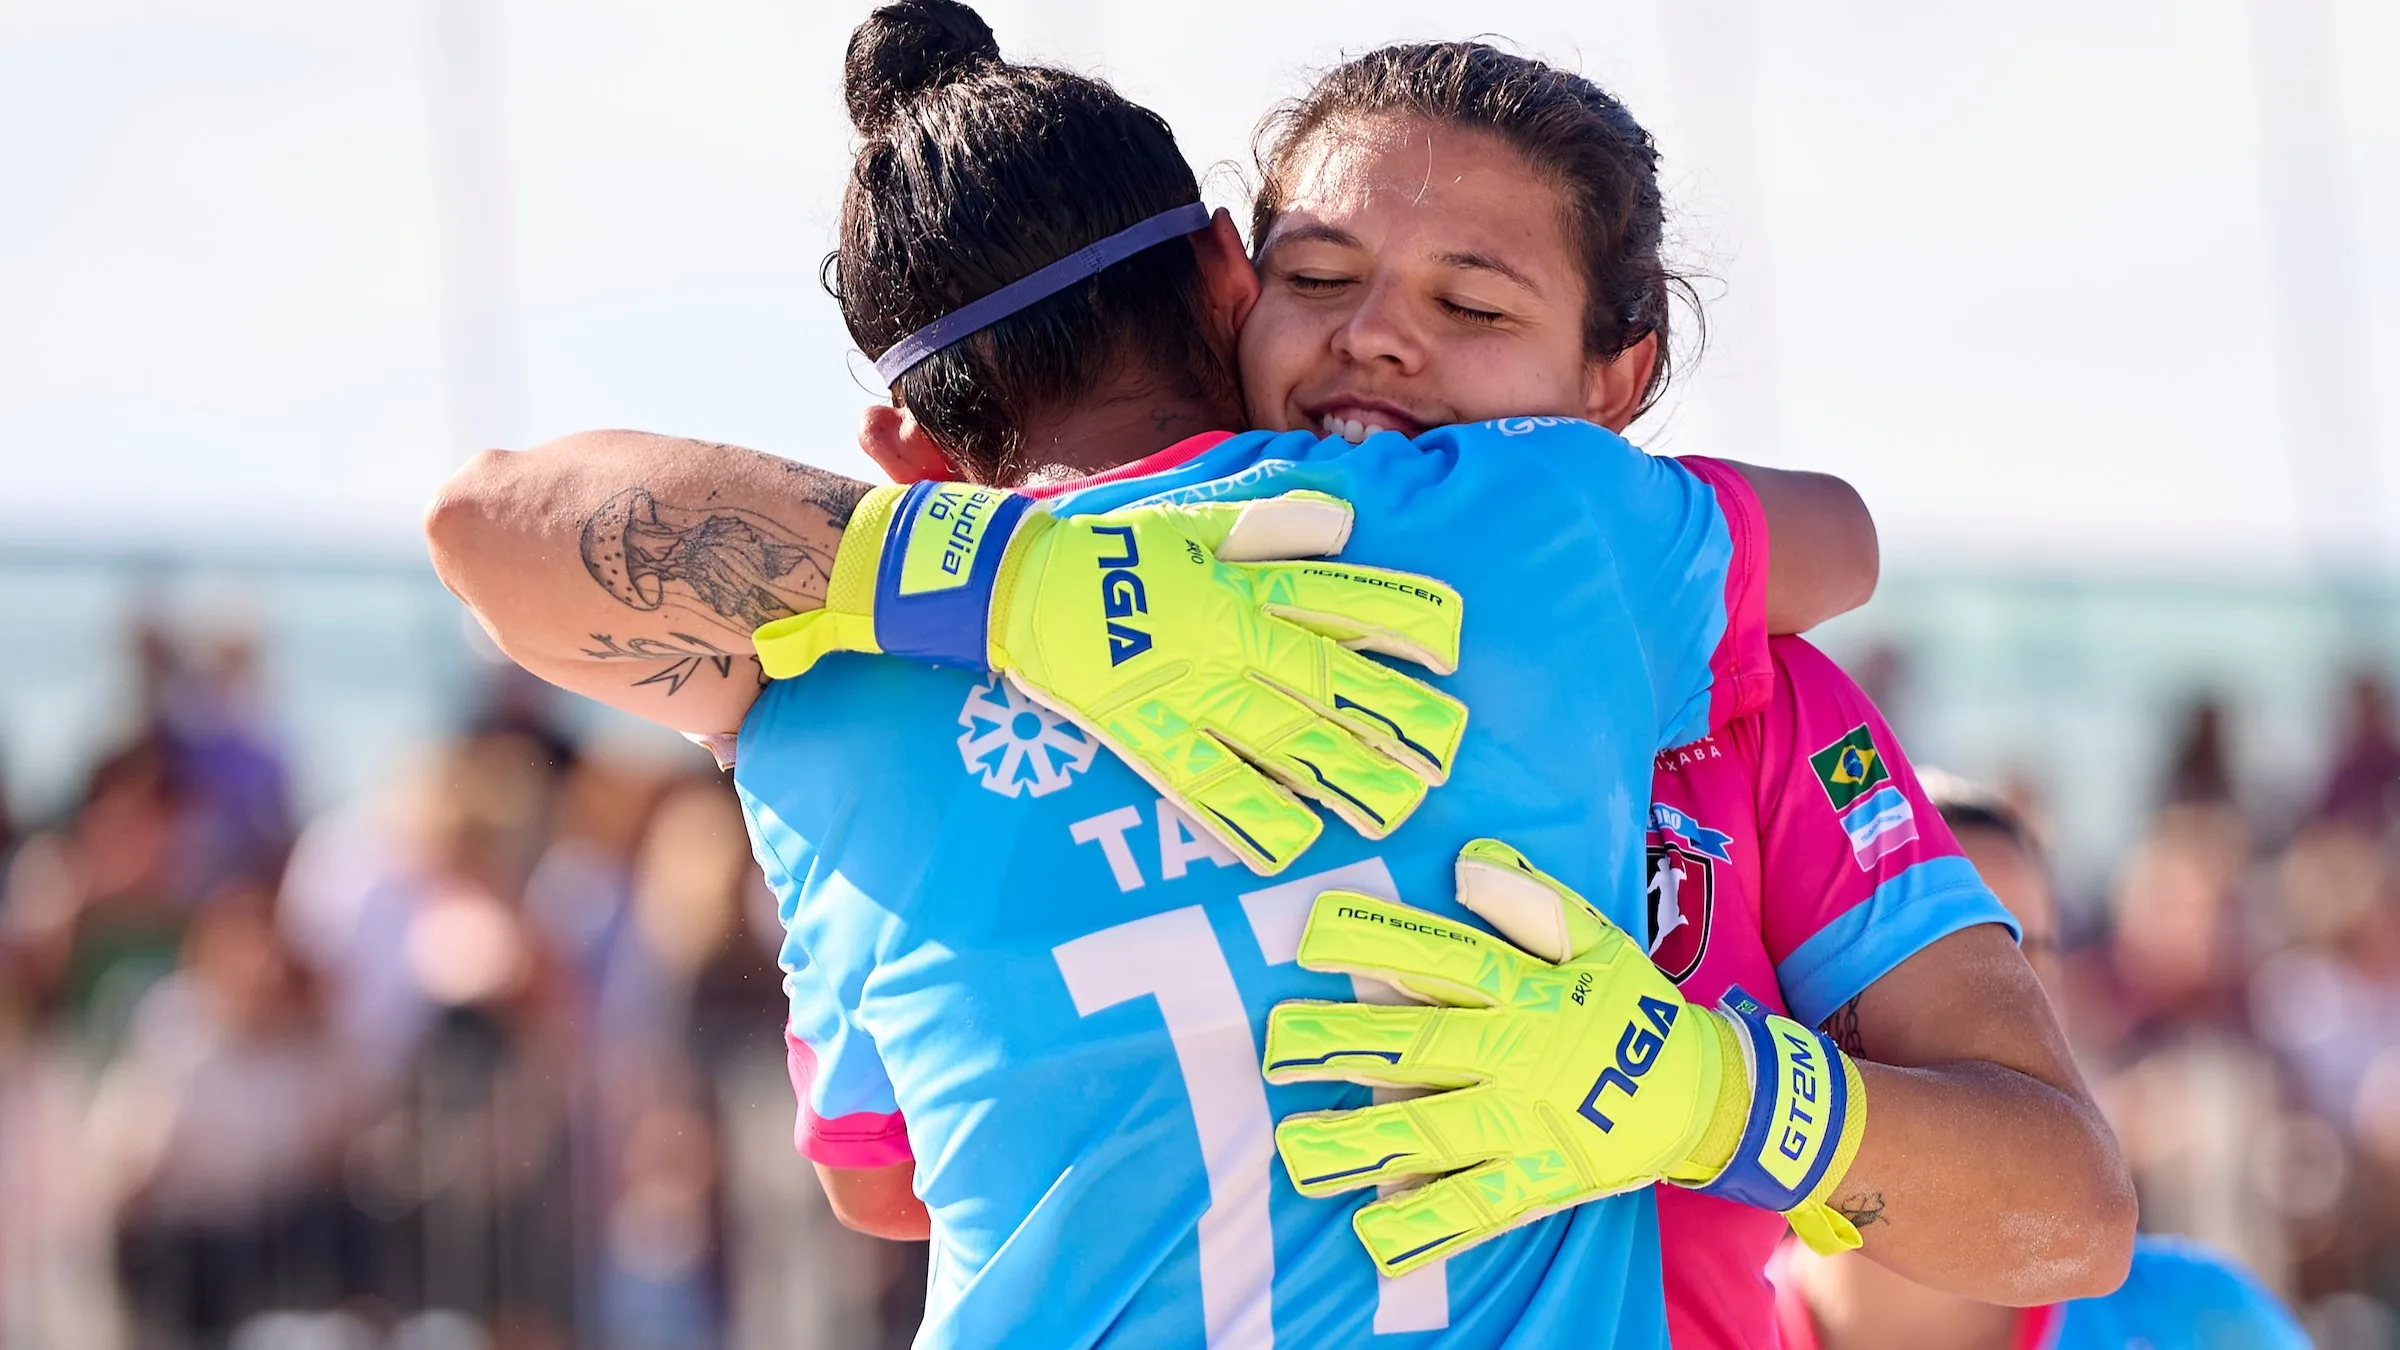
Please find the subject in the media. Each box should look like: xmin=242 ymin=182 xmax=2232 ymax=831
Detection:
xmin=1668 ymin=456 xmax=1773 ymax=732
xmin=739 ymin=776 xmax=913 ymax=1170
xmin=785 ymin=955 xmax=913 ymax=1169
xmin=1753 ymin=637 xmax=2020 ymax=1027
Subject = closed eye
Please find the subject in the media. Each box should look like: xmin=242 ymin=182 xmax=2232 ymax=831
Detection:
xmin=1287 ymin=273 xmax=1356 ymax=293
xmin=1439 ymin=298 xmax=1506 ymax=325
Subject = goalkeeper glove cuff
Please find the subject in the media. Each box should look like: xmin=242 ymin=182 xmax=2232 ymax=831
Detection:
xmin=1679 ymin=987 xmax=1870 ymax=1255
xmin=753 ymin=482 xmax=1037 ymax=677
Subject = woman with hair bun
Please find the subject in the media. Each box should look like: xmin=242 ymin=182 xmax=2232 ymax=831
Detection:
xmin=430 ymin=3 xmax=2128 ymax=1345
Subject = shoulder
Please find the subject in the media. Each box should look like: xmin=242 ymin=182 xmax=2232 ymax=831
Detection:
xmin=1757 ymin=638 xmax=1917 ymax=800
xmin=1766 ymin=637 xmax=1875 ymax=713
xmin=1407 ymin=418 xmax=1662 ymax=495
xmin=1768 ymin=634 xmax=1847 ymax=680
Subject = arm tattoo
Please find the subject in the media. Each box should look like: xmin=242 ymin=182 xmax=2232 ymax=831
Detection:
xmin=769 ymin=452 xmax=872 ymax=525
xmin=1824 ymin=996 xmax=1866 ymax=1057
xmin=1832 ymin=1191 xmax=1887 ymax=1230
xmin=580 ymin=486 xmax=837 ymax=631
xmin=1818 ymin=1003 xmax=1882 ymax=1232
xmin=583 ymin=632 xmax=759 ymax=697
xmin=580 ymin=631 xmax=736 ymax=660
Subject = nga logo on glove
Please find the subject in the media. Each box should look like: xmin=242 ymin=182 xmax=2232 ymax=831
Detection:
xmin=1576 ymin=995 xmax=1682 ymax=1133
xmin=1092 ymin=524 xmax=1153 ymax=665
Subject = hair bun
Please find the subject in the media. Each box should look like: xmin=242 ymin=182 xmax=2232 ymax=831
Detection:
xmin=845 ymin=0 xmax=1001 ymax=135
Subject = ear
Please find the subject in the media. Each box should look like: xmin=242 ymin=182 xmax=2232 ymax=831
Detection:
xmin=1192 ymin=207 xmax=1261 ymax=352
xmin=1582 ymin=331 xmax=1660 ymax=434
xmin=858 ymin=403 xmax=956 ymax=485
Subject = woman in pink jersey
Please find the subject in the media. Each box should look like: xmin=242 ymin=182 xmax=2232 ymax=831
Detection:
xmin=1232 ymin=44 xmax=2135 ymax=1348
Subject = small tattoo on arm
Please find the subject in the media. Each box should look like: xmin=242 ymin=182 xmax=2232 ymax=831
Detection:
xmin=581 ymin=631 xmax=736 ymax=661
xmin=1832 ymin=1192 xmax=1887 ymax=1230
xmin=584 ymin=632 xmax=759 ymax=697
xmin=1825 ymin=996 xmax=1866 ymax=1058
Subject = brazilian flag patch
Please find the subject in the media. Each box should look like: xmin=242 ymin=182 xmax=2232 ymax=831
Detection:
xmin=1809 ymin=724 xmax=1889 ymax=812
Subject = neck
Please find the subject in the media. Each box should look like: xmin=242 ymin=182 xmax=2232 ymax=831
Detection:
xmin=1006 ymin=369 xmax=1239 ymax=488
xmin=1794 ymin=1248 xmax=2024 ymax=1350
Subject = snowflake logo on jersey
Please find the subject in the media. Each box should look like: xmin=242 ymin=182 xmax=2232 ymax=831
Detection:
xmin=957 ymin=675 xmax=1099 ymax=798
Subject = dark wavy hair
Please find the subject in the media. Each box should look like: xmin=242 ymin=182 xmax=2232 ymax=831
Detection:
xmin=825 ymin=0 xmax=1232 ymax=483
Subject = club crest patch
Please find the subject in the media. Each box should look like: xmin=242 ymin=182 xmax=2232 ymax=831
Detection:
xmin=1645 ymin=803 xmax=1718 ymax=983
xmin=956 ymin=675 xmax=1098 ymax=797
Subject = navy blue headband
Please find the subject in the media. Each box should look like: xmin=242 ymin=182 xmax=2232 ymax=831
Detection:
xmin=871 ymin=201 xmax=1213 ymax=386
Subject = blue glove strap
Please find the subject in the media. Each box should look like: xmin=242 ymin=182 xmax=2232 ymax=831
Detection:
xmin=1693 ymin=986 xmax=1852 ymax=1214
xmin=871 ymin=480 xmax=1033 ymax=668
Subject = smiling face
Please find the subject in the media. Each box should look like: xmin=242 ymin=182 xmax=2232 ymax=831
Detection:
xmin=1239 ymin=113 xmax=1647 ymax=441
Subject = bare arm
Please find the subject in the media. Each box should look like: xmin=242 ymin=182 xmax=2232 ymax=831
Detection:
xmin=815 ymin=1161 xmax=931 ymax=1240
xmin=1823 ymin=925 xmax=2136 ymax=1303
xmin=1723 ymin=461 xmax=1878 ymax=633
xmin=425 ymin=431 xmax=871 ymax=735
xmin=427 ymin=433 xmax=1874 ymax=732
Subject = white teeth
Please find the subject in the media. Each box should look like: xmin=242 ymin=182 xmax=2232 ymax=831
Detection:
xmin=1319 ymin=414 xmax=1371 ymax=444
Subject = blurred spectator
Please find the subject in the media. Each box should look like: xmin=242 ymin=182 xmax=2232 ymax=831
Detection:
xmin=332 ymin=727 xmax=581 ymax=1349
xmin=2161 ymin=694 xmax=2239 ymax=809
xmin=0 ymin=812 xmax=128 ymax=1348
xmin=2316 ymin=670 xmax=2400 ymax=830
xmin=37 ymin=738 xmax=196 ymax=1055
xmin=92 ymin=881 xmax=350 ymax=1346
xmin=131 ymin=615 xmax=295 ymax=900
xmin=284 ymin=730 xmax=562 ymax=1096
xmin=2079 ymin=800 xmax=2290 ymax=1291
xmin=1777 ymin=773 xmax=2308 ymax=1349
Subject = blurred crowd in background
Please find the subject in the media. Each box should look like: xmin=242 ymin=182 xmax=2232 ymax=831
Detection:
xmin=0 ymin=617 xmax=926 ymax=1350
xmin=2 ymin=597 xmax=2399 ymax=1349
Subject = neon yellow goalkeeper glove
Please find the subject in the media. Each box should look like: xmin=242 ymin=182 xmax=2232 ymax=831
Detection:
xmin=1262 ymin=839 xmax=1867 ymax=1276
xmin=749 ymin=482 xmax=1467 ymax=875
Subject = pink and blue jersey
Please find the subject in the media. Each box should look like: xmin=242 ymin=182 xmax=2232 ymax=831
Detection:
xmin=1773 ymin=1236 xmax=2309 ymax=1349
xmin=1648 ymin=637 xmax=2018 ymax=1350
xmin=745 ymin=423 xmax=1768 ymax=1348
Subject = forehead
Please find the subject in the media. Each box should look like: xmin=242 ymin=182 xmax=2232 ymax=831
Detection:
xmin=1266 ymin=114 xmax=1572 ymax=263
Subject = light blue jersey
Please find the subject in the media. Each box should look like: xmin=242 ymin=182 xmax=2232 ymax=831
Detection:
xmin=2052 ymin=1238 xmax=2309 ymax=1350
xmin=740 ymin=422 xmax=1770 ymax=1348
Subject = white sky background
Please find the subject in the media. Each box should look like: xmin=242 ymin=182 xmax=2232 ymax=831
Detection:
xmin=1 ymin=0 xmax=2395 ymax=573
